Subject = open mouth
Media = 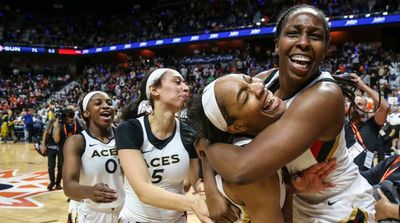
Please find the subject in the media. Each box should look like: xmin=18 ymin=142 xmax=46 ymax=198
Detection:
xmin=261 ymin=90 xmax=281 ymax=115
xmin=100 ymin=111 xmax=112 ymax=121
xmin=290 ymin=54 xmax=311 ymax=70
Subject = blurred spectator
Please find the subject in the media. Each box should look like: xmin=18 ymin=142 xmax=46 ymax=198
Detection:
xmin=0 ymin=1 xmax=398 ymax=48
xmin=22 ymin=108 xmax=34 ymax=142
xmin=350 ymin=73 xmax=390 ymax=170
xmin=52 ymin=108 xmax=84 ymax=190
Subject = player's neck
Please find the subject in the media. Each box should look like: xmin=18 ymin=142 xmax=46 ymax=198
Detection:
xmin=148 ymin=111 xmax=176 ymax=140
xmin=88 ymin=126 xmax=113 ymax=142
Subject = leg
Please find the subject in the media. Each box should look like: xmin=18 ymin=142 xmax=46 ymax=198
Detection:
xmin=47 ymin=149 xmax=57 ymax=191
xmin=27 ymin=124 xmax=34 ymax=143
xmin=9 ymin=127 xmax=17 ymax=142
xmin=56 ymin=148 xmax=63 ymax=189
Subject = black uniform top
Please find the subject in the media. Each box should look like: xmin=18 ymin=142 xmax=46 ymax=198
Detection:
xmin=115 ymin=115 xmax=197 ymax=159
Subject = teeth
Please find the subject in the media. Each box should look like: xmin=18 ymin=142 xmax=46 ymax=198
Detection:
xmin=291 ymin=55 xmax=310 ymax=62
xmin=264 ymin=97 xmax=274 ymax=110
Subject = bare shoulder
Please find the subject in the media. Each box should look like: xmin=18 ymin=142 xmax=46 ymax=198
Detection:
xmin=291 ymin=80 xmax=343 ymax=111
xmin=285 ymin=81 xmax=344 ymax=140
xmin=64 ymin=134 xmax=85 ymax=153
xmin=311 ymin=80 xmax=343 ymax=98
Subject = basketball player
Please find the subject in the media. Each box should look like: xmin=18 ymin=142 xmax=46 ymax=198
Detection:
xmin=196 ymin=5 xmax=376 ymax=222
xmin=189 ymin=74 xmax=337 ymax=223
xmin=63 ymin=91 xmax=124 ymax=223
xmin=116 ymin=68 xmax=211 ymax=223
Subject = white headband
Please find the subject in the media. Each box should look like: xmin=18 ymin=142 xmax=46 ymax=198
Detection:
xmin=145 ymin=68 xmax=169 ymax=99
xmin=201 ymin=80 xmax=228 ymax=132
xmin=82 ymin=91 xmax=108 ymax=111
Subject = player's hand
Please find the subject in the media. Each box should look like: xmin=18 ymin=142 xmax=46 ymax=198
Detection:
xmin=291 ymin=158 xmax=336 ymax=194
xmin=190 ymin=194 xmax=213 ymax=223
xmin=206 ymin=192 xmax=240 ymax=223
xmin=40 ymin=143 xmax=47 ymax=155
xmin=88 ymin=183 xmax=118 ymax=203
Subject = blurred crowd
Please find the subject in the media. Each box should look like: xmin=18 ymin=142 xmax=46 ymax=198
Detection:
xmin=0 ymin=41 xmax=399 ymax=155
xmin=0 ymin=0 xmax=399 ymax=48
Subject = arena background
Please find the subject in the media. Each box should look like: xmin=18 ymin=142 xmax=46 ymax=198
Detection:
xmin=0 ymin=0 xmax=399 ymax=222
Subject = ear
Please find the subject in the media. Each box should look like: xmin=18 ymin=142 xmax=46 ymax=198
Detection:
xmin=275 ymin=42 xmax=279 ymax=54
xmin=227 ymin=120 xmax=248 ymax=134
xmin=82 ymin=111 xmax=90 ymax=119
xmin=149 ymin=85 xmax=160 ymax=97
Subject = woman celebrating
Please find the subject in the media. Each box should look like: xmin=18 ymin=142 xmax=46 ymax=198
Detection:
xmin=63 ymin=91 xmax=124 ymax=223
xmin=198 ymin=5 xmax=375 ymax=223
xmin=190 ymin=73 xmax=337 ymax=223
xmin=116 ymin=68 xmax=211 ymax=223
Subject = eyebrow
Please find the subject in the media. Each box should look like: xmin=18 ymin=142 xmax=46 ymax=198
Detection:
xmin=172 ymin=75 xmax=183 ymax=80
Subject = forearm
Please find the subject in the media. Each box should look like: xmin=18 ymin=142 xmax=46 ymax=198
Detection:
xmin=136 ymin=183 xmax=195 ymax=211
xmin=359 ymin=83 xmax=379 ymax=103
xmin=205 ymin=142 xmax=282 ymax=184
xmin=205 ymin=143 xmax=248 ymax=184
xmin=202 ymin=158 xmax=220 ymax=199
xmin=188 ymin=159 xmax=201 ymax=193
xmin=360 ymin=83 xmax=389 ymax=111
xmin=53 ymin=127 xmax=60 ymax=143
xmin=41 ymin=131 xmax=48 ymax=145
xmin=63 ymin=180 xmax=93 ymax=201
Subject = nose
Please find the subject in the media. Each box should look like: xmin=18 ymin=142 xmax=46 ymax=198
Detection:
xmin=101 ymin=100 xmax=111 ymax=108
xmin=296 ymin=33 xmax=311 ymax=50
xmin=182 ymin=82 xmax=189 ymax=93
xmin=249 ymin=82 xmax=264 ymax=98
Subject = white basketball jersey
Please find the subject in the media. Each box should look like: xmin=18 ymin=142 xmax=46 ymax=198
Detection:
xmin=265 ymin=71 xmax=375 ymax=222
xmin=214 ymin=137 xmax=286 ymax=223
xmin=120 ymin=117 xmax=190 ymax=223
xmin=79 ymin=130 xmax=125 ymax=212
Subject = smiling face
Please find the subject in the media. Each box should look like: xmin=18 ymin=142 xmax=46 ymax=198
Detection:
xmin=276 ymin=9 xmax=327 ymax=85
xmin=214 ymin=74 xmax=286 ymax=135
xmin=84 ymin=93 xmax=115 ymax=127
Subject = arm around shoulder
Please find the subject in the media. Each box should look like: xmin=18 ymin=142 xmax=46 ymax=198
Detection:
xmin=205 ymin=82 xmax=344 ymax=184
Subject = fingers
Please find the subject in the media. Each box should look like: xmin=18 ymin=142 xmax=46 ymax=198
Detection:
xmin=198 ymin=215 xmax=213 ymax=223
xmin=218 ymin=208 xmax=238 ymax=222
xmin=376 ymin=188 xmax=389 ymax=201
xmin=214 ymin=217 xmax=232 ymax=223
xmin=317 ymin=159 xmax=337 ymax=179
xmin=322 ymin=182 xmax=335 ymax=188
xmin=230 ymin=204 xmax=241 ymax=220
xmin=211 ymin=204 xmax=240 ymax=223
xmin=302 ymin=161 xmax=329 ymax=174
xmin=92 ymin=183 xmax=118 ymax=203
